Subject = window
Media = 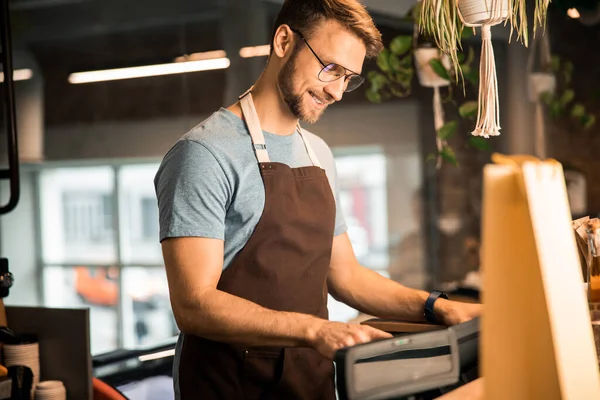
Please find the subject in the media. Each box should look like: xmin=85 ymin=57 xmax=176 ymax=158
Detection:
xmin=141 ymin=197 xmax=159 ymax=242
xmin=328 ymin=150 xmax=390 ymax=323
xmin=63 ymin=192 xmax=114 ymax=243
xmin=39 ymin=163 xmax=174 ymax=355
xmin=40 ymin=167 xmax=117 ymax=265
xmin=335 ymin=152 xmax=389 ymax=270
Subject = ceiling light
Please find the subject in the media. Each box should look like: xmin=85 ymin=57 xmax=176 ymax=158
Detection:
xmin=567 ymin=8 xmax=581 ymax=18
xmin=68 ymin=58 xmax=230 ymax=84
xmin=239 ymin=45 xmax=271 ymax=58
xmin=174 ymin=50 xmax=227 ymax=63
xmin=0 ymin=69 xmax=33 ymax=82
xmin=138 ymin=349 xmax=175 ymax=362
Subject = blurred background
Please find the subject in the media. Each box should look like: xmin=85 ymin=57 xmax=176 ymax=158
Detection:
xmin=0 ymin=0 xmax=597 ymax=357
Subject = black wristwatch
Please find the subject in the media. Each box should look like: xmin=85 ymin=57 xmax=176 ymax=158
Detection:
xmin=424 ymin=290 xmax=449 ymax=324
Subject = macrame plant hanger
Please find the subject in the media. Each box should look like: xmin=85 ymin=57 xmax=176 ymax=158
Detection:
xmin=457 ymin=0 xmax=510 ymax=138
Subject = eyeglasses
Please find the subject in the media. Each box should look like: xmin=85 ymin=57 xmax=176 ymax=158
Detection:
xmin=290 ymin=28 xmax=365 ymax=93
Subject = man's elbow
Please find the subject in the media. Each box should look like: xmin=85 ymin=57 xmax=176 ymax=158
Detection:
xmin=171 ymin=297 xmax=204 ymax=335
xmin=170 ymin=289 xmax=213 ymax=335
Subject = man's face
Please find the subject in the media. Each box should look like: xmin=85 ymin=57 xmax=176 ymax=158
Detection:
xmin=277 ymin=20 xmax=367 ymax=124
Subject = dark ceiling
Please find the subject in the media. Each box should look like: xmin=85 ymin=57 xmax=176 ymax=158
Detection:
xmin=4 ymin=0 xmax=412 ymax=126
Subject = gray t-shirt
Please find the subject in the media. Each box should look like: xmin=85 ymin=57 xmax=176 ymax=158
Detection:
xmin=154 ymin=108 xmax=347 ymax=270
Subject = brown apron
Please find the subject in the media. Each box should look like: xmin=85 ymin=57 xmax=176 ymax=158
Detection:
xmin=178 ymin=91 xmax=337 ymax=400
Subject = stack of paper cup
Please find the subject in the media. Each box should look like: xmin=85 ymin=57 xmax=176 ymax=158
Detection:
xmin=3 ymin=342 xmax=40 ymax=391
xmin=34 ymin=381 xmax=66 ymax=400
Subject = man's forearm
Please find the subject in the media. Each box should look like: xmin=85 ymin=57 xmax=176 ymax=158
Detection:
xmin=332 ymin=265 xmax=431 ymax=322
xmin=175 ymin=288 xmax=325 ymax=347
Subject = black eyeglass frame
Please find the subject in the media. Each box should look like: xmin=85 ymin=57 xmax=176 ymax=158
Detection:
xmin=290 ymin=28 xmax=365 ymax=93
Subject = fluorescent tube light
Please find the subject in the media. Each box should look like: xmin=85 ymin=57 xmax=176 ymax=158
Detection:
xmin=138 ymin=349 xmax=175 ymax=362
xmin=239 ymin=45 xmax=271 ymax=58
xmin=175 ymin=50 xmax=227 ymax=63
xmin=0 ymin=69 xmax=33 ymax=82
xmin=68 ymin=57 xmax=230 ymax=84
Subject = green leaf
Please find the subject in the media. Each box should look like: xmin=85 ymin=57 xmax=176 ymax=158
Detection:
xmin=437 ymin=121 xmax=458 ymax=140
xmin=461 ymin=27 xmax=475 ymax=39
xmin=582 ymin=114 xmax=596 ymax=130
xmin=425 ymin=153 xmax=437 ymax=164
xmin=560 ymin=89 xmax=574 ymax=105
xmin=440 ymin=145 xmax=458 ymax=165
xmin=366 ymin=89 xmax=382 ymax=103
xmin=550 ymin=100 xmax=563 ymax=118
xmin=390 ymin=36 xmax=412 ymax=56
xmin=540 ymin=91 xmax=554 ymax=105
xmin=429 ymin=58 xmax=450 ymax=81
xmin=389 ymin=82 xmax=411 ymax=98
xmin=368 ymin=71 xmax=388 ymax=92
xmin=465 ymin=47 xmax=475 ymax=66
xmin=551 ymin=55 xmax=560 ymax=73
xmin=389 ymin=53 xmax=403 ymax=72
xmin=459 ymin=101 xmax=478 ymax=119
xmin=463 ymin=70 xmax=478 ymax=85
xmin=563 ymin=60 xmax=574 ymax=85
xmin=468 ymin=136 xmax=491 ymax=151
xmin=393 ymin=68 xmax=414 ymax=87
xmin=563 ymin=60 xmax=574 ymax=75
xmin=376 ymin=49 xmax=391 ymax=73
xmin=571 ymin=103 xmax=586 ymax=118
xmin=443 ymin=85 xmax=454 ymax=103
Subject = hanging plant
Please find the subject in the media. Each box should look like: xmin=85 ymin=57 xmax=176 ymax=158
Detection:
xmin=540 ymin=55 xmax=596 ymax=130
xmin=419 ymin=0 xmax=551 ymax=139
xmin=366 ymin=28 xmax=484 ymax=166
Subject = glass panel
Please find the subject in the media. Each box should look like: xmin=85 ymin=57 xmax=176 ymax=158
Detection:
xmin=335 ymin=152 xmax=389 ymax=270
xmin=39 ymin=167 xmax=116 ymax=264
xmin=327 ymin=151 xmax=389 ymax=323
xmin=121 ymin=267 xmax=177 ymax=348
xmin=118 ymin=164 xmax=163 ymax=264
xmin=43 ymin=266 xmax=119 ymax=355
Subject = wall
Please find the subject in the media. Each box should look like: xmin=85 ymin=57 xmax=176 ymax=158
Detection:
xmin=547 ymin=8 xmax=600 ymax=213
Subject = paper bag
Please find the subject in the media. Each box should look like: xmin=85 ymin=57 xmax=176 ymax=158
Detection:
xmin=573 ymin=216 xmax=591 ymax=281
xmin=481 ymin=154 xmax=600 ymax=400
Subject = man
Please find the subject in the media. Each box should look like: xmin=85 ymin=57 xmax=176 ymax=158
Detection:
xmin=155 ymin=1 xmax=482 ymax=399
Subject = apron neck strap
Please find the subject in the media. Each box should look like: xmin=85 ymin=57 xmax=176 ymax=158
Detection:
xmin=296 ymin=124 xmax=322 ymax=169
xmin=239 ymin=91 xmax=270 ymax=163
xmin=239 ymin=91 xmax=322 ymax=168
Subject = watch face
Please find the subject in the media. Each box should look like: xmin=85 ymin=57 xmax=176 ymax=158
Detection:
xmin=0 ymin=272 xmax=13 ymax=288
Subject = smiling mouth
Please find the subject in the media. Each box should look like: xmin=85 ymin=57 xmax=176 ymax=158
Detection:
xmin=309 ymin=91 xmax=328 ymax=108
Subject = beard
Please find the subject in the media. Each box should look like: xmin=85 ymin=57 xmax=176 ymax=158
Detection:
xmin=277 ymin=45 xmax=329 ymax=124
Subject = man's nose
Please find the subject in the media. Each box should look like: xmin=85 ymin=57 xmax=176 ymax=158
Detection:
xmin=323 ymin=78 xmax=347 ymax=102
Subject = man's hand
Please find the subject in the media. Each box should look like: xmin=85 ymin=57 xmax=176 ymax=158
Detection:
xmin=308 ymin=321 xmax=393 ymax=360
xmin=437 ymin=300 xmax=483 ymax=326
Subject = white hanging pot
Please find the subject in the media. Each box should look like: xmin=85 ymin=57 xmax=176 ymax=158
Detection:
xmin=528 ymin=72 xmax=556 ymax=102
xmin=457 ymin=0 xmax=510 ymax=25
xmin=414 ymin=48 xmax=451 ymax=88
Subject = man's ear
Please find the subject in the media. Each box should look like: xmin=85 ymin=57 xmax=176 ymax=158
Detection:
xmin=272 ymin=24 xmax=296 ymax=59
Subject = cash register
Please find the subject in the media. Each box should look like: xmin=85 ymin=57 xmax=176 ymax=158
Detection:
xmin=335 ymin=317 xmax=479 ymax=400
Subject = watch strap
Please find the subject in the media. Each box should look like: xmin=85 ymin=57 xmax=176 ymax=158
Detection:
xmin=424 ymin=290 xmax=449 ymax=324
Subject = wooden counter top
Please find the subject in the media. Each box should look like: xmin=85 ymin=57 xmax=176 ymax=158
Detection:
xmin=360 ymin=318 xmax=445 ymax=333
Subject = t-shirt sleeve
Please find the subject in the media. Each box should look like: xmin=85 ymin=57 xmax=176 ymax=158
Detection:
xmin=154 ymin=139 xmax=231 ymax=242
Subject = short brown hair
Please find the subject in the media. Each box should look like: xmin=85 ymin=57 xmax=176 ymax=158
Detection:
xmin=270 ymin=0 xmax=383 ymax=59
